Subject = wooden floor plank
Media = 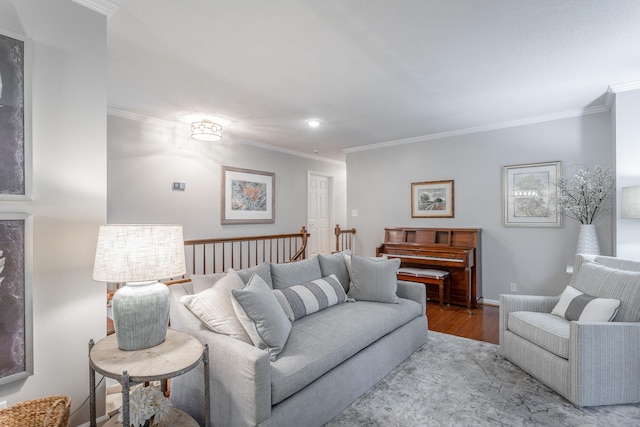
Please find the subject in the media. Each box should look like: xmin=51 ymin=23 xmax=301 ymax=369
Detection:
xmin=426 ymin=301 xmax=499 ymax=344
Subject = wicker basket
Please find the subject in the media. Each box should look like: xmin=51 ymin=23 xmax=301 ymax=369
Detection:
xmin=0 ymin=395 xmax=70 ymax=427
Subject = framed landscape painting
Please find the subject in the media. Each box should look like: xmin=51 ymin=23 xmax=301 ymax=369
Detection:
xmin=221 ymin=166 xmax=275 ymax=224
xmin=503 ymin=161 xmax=562 ymax=227
xmin=411 ymin=180 xmax=454 ymax=218
xmin=0 ymin=213 xmax=33 ymax=385
xmin=0 ymin=28 xmax=32 ymax=200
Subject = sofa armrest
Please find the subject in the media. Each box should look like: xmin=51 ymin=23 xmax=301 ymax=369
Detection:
xmin=397 ymin=280 xmax=427 ymax=313
xmin=170 ymin=324 xmax=271 ymax=426
xmin=569 ymin=321 xmax=640 ymax=406
xmin=499 ymin=294 xmax=559 ymax=344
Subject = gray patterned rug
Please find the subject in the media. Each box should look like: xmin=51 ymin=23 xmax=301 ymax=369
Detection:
xmin=326 ymin=332 xmax=640 ymax=426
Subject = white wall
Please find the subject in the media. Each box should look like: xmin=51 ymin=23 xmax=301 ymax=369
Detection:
xmin=0 ymin=1 xmax=107 ymax=425
xmin=346 ymin=113 xmax=613 ymax=302
xmin=107 ymin=115 xmax=347 ymax=242
xmin=613 ymin=88 xmax=640 ymax=260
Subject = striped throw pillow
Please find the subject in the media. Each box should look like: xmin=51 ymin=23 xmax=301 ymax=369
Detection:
xmin=273 ymin=274 xmax=347 ymax=321
xmin=551 ymin=285 xmax=620 ymax=322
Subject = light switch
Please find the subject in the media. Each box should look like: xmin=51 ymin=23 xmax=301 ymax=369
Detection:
xmin=172 ymin=182 xmax=186 ymax=191
xmin=352 ymin=210 xmax=358 ymax=217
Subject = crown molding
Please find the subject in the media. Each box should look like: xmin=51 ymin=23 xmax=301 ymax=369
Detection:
xmin=344 ymin=104 xmax=608 ymax=154
xmin=107 ymin=107 xmax=346 ymax=166
xmin=72 ymin=0 xmax=121 ymax=18
xmin=609 ymin=81 xmax=640 ymax=94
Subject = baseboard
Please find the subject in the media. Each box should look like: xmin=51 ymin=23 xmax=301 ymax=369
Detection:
xmin=480 ymin=298 xmax=499 ymax=306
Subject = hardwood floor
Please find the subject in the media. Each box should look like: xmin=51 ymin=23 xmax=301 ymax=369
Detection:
xmin=426 ymin=301 xmax=499 ymax=344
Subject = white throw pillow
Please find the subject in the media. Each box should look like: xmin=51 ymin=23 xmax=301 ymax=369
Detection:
xmin=231 ymin=273 xmax=292 ymax=361
xmin=551 ymin=285 xmax=620 ymax=322
xmin=180 ymin=269 xmax=251 ymax=343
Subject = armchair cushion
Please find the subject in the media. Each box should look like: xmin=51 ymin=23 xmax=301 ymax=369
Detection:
xmin=570 ymin=262 xmax=640 ymax=322
xmin=508 ymin=311 xmax=570 ymax=358
xmin=551 ymin=285 xmax=620 ymax=322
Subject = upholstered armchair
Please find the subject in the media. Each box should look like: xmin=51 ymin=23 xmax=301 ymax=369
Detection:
xmin=499 ymin=254 xmax=640 ymax=406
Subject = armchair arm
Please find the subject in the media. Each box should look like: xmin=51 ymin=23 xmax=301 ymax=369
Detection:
xmin=499 ymin=294 xmax=559 ymax=345
xmin=397 ymin=280 xmax=427 ymax=314
xmin=569 ymin=321 xmax=640 ymax=406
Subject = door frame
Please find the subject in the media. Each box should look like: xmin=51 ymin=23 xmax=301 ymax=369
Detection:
xmin=307 ymin=170 xmax=334 ymax=255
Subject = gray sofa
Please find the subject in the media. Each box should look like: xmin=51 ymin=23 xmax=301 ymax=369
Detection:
xmin=168 ymin=253 xmax=429 ymax=426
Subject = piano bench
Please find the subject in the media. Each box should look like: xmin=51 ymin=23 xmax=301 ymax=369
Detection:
xmin=397 ymin=267 xmax=450 ymax=309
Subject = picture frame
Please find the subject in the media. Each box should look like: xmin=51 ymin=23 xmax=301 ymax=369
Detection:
xmin=503 ymin=161 xmax=562 ymax=227
xmin=221 ymin=166 xmax=275 ymax=224
xmin=0 ymin=213 xmax=33 ymax=385
xmin=411 ymin=180 xmax=454 ymax=218
xmin=0 ymin=28 xmax=32 ymax=200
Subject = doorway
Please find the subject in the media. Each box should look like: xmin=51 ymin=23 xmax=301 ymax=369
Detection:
xmin=307 ymin=172 xmax=332 ymax=257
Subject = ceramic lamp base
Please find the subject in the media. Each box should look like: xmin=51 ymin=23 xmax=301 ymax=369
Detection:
xmin=112 ymin=280 xmax=170 ymax=351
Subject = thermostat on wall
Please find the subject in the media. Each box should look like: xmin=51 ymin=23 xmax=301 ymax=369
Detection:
xmin=172 ymin=182 xmax=186 ymax=191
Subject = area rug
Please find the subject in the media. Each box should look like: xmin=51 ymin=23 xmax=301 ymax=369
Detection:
xmin=325 ymin=332 xmax=640 ymax=426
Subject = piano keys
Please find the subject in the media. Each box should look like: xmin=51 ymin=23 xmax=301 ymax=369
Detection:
xmin=376 ymin=227 xmax=482 ymax=310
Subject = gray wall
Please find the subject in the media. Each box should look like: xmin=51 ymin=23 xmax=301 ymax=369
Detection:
xmin=346 ymin=112 xmax=613 ymax=302
xmin=107 ymin=115 xmax=347 ymax=241
xmin=614 ymin=88 xmax=640 ymax=260
xmin=0 ymin=1 xmax=107 ymax=424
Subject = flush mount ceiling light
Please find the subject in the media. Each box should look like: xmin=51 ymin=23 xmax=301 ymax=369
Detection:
xmin=191 ymin=119 xmax=223 ymax=141
xmin=307 ymin=119 xmax=321 ymax=128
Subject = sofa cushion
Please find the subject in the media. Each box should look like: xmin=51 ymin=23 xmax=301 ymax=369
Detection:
xmin=271 ymin=257 xmax=322 ymax=289
xmin=347 ymin=255 xmax=401 ymax=303
xmin=231 ymin=274 xmax=292 ymax=361
xmin=190 ymin=272 xmax=227 ymax=293
xmin=270 ymin=297 xmax=422 ymax=405
xmin=273 ymin=274 xmax=348 ymax=321
xmin=508 ymin=311 xmax=570 ymax=359
xmin=318 ymin=251 xmax=351 ymax=292
xmin=236 ymin=262 xmax=273 ymax=288
xmin=551 ymin=285 xmax=620 ymax=321
xmin=570 ymin=261 xmax=640 ymax=322
xmin=180 ymin=269 xmax=251 ymax=343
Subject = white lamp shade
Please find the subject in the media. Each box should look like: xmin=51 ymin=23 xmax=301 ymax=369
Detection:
xmin=621 ymin=187 xmax=640 ymax=219
xmin=93 ymin=224 xmax=186 ymax=283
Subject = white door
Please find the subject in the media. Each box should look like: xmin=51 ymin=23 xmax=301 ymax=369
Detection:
xmin=307 ymin=173 xmax=331 ymax=257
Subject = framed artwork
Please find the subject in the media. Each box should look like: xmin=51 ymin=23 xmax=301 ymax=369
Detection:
xmin=503 ymin=161 xmax=562 ymax=227
xmin=221 ymin=166 xmax=275 ymax=224
xmin=411 ymin=180 xmax=454 ymax=218
xmin=0 ymin=28 xmax=32 ymax=200
xmin=0 ymin=213 xmax=33 ymax=385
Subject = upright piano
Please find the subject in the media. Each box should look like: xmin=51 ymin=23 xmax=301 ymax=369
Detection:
xmin=376 ymin=227 xmax=482 ymax=310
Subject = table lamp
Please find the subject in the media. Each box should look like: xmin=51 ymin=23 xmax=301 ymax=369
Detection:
xmin=92 ymin=224 xmax=186 ymax=351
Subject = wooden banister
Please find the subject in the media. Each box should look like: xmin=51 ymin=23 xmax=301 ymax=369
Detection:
xmin=166 ymin=226 xmax=309 ymax=283
xmin=334 ymin=224 xmax=356 ymax=253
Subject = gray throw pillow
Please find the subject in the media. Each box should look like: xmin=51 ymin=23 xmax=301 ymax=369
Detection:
xmin=271 ymin=257 xmax=322 ymax=289
xmin=318 ymin=251 xmax=351 ymax=292
xmin=273 ymin=274 xmax=347 ymax=321
xmin=347 ymin=254 xmax=401 ymax=304
xmin=236 ymin=262 xmax=273 ymax=288
xmin=231 ymin=273 xmax=292 ymax=361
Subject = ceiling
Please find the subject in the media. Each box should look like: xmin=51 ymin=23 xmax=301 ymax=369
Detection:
xmin=105 ymin=0 xmax=640 ymax=161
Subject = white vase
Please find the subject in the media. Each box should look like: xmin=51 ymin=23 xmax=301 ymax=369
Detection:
xmin=576 ymin=224 xmax=600 ymax=255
